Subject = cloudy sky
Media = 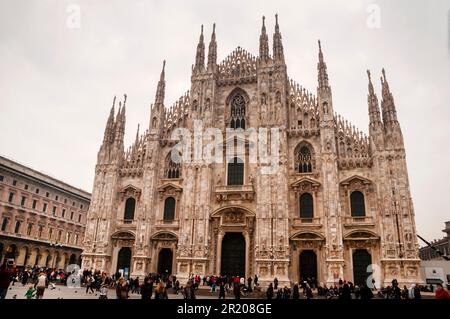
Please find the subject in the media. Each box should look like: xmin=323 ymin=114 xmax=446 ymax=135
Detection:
xmin=0 ymin=0 xmax=449 ymax=242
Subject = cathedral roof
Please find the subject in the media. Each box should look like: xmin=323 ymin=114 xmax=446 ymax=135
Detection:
xmin=218 ymin=47 xmax=257 ymax=85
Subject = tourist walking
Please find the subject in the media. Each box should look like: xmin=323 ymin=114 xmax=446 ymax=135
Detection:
xmin=266 ymin=283 xmax=274 ymax=299
xmin=155 ymin=280 xmax=168 ymax=299
xmin=21 ymin=270 xmax=29 ymax=286
xmin=339 ymin=280 xmax=351 ymax=300
xmin=233 ymin=281 xmax=241 ymax=299
xmin=99 ymin=284 xmax=108 ymax=299
xmin=413 ymin=284 xmax=421 ymax=299
xmin=85 ymin=275 xmax=95 ymax=294
xmin=25 ymin=285 xmax=36 ymax=299
xmin=360 ymin=283 xmax=374 ymax=300
xmin=219 ymin=281 xmax=226 ymax=299
xmin=435 ymin=283 xmax=450 ymax=299
xmin=116 ymin=277 xmax=129 ymax=299
xmin=247 ymin=276 xmax=253 ymax=292
xmin=35 ymin=271 xmax=48 ymax=299
xmin=292 ymin=283 xmax=300 ymax=299
xmin=140 ymin=277 xmax=153 ymax=300
xmin=0 ymin=263 xmax=17 ymax=299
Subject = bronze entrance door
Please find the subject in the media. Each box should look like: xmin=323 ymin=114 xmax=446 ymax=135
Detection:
xmin=352 ymin=249 xmax=372 ymax=286
xmin=220 ymin=232 xmax=245 ymax=277
xmin=157 ymin=248 xmax=173 ymax=276
xmin=299 ymin=250 xmax=317 ymax=282
xmin=117 ymin=247 xmax=132 ymax=280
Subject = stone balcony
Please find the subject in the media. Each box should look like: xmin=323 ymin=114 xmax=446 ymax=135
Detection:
xmin=214 ymin=184 xmax=255 ymax=203
xmin=292 ymin=217 xmax=323 ymax=229
xmin=155 ymin=219 xmax=179 ymax=230
xmin=116 ymin=219 xmax=138 ymax=230
xmin=343 ymin=216 xmax=375 ymax=228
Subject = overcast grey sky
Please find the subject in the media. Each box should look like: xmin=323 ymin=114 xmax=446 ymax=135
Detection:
xmin=0 ymin=0 xmax=449 ymax=242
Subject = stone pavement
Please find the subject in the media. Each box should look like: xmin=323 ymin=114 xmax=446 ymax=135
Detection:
xmin=4 ymin=283 xmax=435 ymax=299
xmin=3 ymin=283 xmax=226 ymax=299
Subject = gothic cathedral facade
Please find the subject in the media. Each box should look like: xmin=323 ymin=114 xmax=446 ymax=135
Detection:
xmin=81 ymin=16 xmax=422 ymax=287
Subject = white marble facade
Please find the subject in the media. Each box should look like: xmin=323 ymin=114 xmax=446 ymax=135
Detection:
xmin=81 ymin=16 xmax=422 ymax=287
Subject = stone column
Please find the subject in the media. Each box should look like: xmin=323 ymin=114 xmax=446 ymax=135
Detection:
xmin=216 ymin=230 xmax=224 ymax=276
xmin=110 ymin=246 xmax=120 ymax=275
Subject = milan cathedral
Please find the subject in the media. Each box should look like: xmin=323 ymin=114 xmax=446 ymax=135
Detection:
xmin=81 ymin=15 xmax=422 ymax=287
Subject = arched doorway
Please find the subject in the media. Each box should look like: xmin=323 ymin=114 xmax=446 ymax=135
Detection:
xmin=352 ymin=249 xmax=372 ymax=286
xmin=117 ymin=247 xmax=132 ymax=280
xmin=69 ymin=254 xmax=77 ymax=265
xmin=220 ymin=232 xmax=245 ymax=277
xmin=17 ymin=246 xmax=29 ymax=266
xmin=299 ymin=250 xmax=317 ymax=283
xmin=44 ymin=250 xmax=51 ymax=267
xmin=157 ymin=248 xmax=173 ymax=276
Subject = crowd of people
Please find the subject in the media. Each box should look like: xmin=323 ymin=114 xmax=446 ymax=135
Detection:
xmin=0 ymin=263 xmax=72 ymax=299
xmin=1 ymin=262 xmax=450 ymax=300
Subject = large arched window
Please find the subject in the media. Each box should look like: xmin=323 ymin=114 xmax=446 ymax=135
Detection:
xmin=299 ymin=193 xmax=314 ymax=218
xmin=227 ymin=157 xmax=244 ymax=186
xmin=295 ymin=144 xmax=314 ymax=173
xmin=350 ymin=191 xmax=366 ymax=217
xmin=165 ymin=153 xmax=181 ymax=179
xmin=230 ymin=93 xmax=246 ymax=129
xmin=163 ymin=197 xmax=176 ymax=221
xmin=124 ymin=197 xmax=136 ymax=221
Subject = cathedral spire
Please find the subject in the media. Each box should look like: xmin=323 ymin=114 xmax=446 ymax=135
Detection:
xmin=207 ymin=23 xmax=217 ymax=72
xmin=259 ymin=16 xmax=269 ymax=61
xmin=273 ymin=14 xmax=284 ymax=63
xmin=103 ymin=96 xmax=116 ymax=144
xmin=367 ymin=70 xmax=382 ymax=126
xmin=380 ymin=68 xmax=398 ymax=124
xmin=150 ymin=62 xmax=166 ymax=133
xmin=193 ymin=25 xmax=205 ymax=74
xmin=133 ymin=123 xmax=140 ymax=153
xmin=317 ymin=40 xmax=329 ymax=89
xmin=122 ymin=93 xmax=127 ymax=115
xmin=155 ymin=60 xmax=166 ymax=108
xmin=114 ymin=96 xmax=126 ymax=145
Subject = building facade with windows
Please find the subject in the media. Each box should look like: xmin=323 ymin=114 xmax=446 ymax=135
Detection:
xmin=82 ymin=16 xmax=422 ymax=286
xmin=0 ymin=155 xmax=90 ymax=269
xmin=419 ymin=221 xmax=450 ymax=261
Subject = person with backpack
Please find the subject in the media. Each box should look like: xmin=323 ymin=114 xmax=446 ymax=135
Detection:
xmin=116 ymin=277 xmax=129 ymax=299
xmin=266 ymin=283 xmax=274 ymax=299
xmin=35 ymin=271 xmax=48 ymax=299
xmin=140 ymin=277 xmax=153 ymax=300
xmin=85 ymin=275 xmax=95 ymax=294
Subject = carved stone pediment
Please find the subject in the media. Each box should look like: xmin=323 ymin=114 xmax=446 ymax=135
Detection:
xmin=222 ymin=211 xmax=245 ymax=224
xmin=120 ymin=184 xmax=142 ymax=201
xmin=291 ymin=231 xmax=325 ymax=241
xmin=340 ymin=175 xmax=372 ymax=186
xmin=157 ymin=182 xmax=183 ymax=198
xmin=290 ymin=177 xmax=321 ymax=193
xmin=111 ymin=231 xmax=135 ymax=240
xmin=151 ymin=231 xmax=178 ymax=241
xmin=215 ymin=184 xmax=254 ymax=202
xmin=343 ymin=230 xmax=379 ymax=240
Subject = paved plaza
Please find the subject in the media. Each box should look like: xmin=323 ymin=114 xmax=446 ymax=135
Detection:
xmin=4 ymin=283 xmax=179 ymax=300
xmin=3 ymin=283 xmax=436 ymax=300
xmin=3 ymin=283 xmax=244 ymax=300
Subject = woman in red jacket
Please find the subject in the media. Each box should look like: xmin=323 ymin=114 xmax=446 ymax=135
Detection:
xmin=435 ymin=283 xmax=450 ymax=299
